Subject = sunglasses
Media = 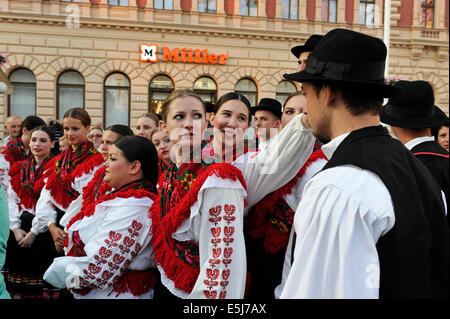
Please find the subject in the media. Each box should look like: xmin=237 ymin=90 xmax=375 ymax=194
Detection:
xmin=89 ymin=134 xmax=103 ymax=138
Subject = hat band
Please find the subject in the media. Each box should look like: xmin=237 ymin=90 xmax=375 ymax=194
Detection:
xmin=385 ymin=103 xmax=435 ymax=119
xmin=305 ymin=55 xmax=386 ymax=82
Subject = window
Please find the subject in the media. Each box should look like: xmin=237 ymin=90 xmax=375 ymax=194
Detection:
xmin=240 ymin=0 xmax=258 ymax=17
xmin=199 ymin=0 xmax=216 ymax=13
xmin=276 ymin=80 xmax=297 ymax=106
xmin=57 ymin=70 xmax=85 ymax=121
xmin=8 ymin=68 xmax=36 ymax=118
xmin=235 ymin=78 xmax=257 ymax=106
xmin=108 ymin=0 xmax=129 ymax=5
xmin=322 ymin=0 xmax=337 ymax=23
xmin=193 ymin=76 xmax=217 ymax=103
xmin=282 ymin=0 xmax=298 ymax=20
xmin=154 ymin=0 xmax=173 ymax=10
xmin=149 ymin=74 xmax=174 ymax=115
xmin=104 ymin=72 xmax=130 ymax=128
xmin=420 ymin=0 xmax=434 ymax=28
xmin=359 ymin=0 xmax=375 ymax=26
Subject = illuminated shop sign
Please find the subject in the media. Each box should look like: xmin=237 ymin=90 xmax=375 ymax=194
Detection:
xmin=139 ymin=43 xmax=229 ymax=65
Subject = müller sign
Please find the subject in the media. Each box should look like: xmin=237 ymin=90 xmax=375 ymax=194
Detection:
xmin=139 ymin=43 xmax=229 ymax=65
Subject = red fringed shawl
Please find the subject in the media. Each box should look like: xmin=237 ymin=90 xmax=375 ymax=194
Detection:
xmin=247 ymin=150 xmax=327 ymax=254
xmin=150 ymin=162 xmax=247 ymax=295
xmin=4 ymin=137 xmax=29 ymax=165
xmin=8 ymin=156 xmax=52 ymax=211
xmin=43 ymin=139 xmax=103 ymax=209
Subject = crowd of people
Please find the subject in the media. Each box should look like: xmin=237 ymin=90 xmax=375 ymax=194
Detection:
xmin=0 ymin=28 xmax=448 ymax=300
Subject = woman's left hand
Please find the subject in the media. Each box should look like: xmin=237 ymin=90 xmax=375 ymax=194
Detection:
xmin=18 ymin=232 xmax=37 ymax=248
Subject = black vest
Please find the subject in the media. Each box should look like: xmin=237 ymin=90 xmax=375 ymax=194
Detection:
xmin=322 ymin=126 xmax=449 ymax=299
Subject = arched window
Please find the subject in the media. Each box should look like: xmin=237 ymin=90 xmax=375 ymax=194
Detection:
xmin=154 ymin=0 xmax=173 ymax=10
xmin=199 ymin=0 xmax=216 ymax=13
xmin=104 ymin=72 xmax=130 ymax=128
xmin=282 ymin=0 xmax=298 ymax=20
xmin=322 ymin=0 xmax=337 ymax=23
xmin=193 ymin=76 xmax=217 ymax=103
xmin=240 ymin=0 xmax=258 ymax=16
xmin=235 ymin=78 xmax=257 ymax=106
xmin=359 ymin=0 xmax=375 ymax=26
xmin=276 ymin=80 xmax=297 ymax=106
xmin=149 ymin=74 xmax=174 ymax=115
xmin=420 ymin=0 xmax=434 ymax=28
xmin=57 ymin=70 xmax=85 ymax=121
xmin=8 ymin=68 xmax=36 ymax=118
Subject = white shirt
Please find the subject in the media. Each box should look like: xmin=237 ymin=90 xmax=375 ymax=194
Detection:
xmin=43 ymin=196 xmax=155 ymax=299
xmin=404 ymin=136 xmax=435 ymax=150
xmin=279 ymin=132 xmax=396 ymax=299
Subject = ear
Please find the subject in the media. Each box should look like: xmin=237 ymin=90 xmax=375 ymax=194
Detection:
xmin=209 ymin=113 xmax=216 ymax=127
xmin=274 ymin=119 xmax=281 ymax=128
xmin=51 ymin=140 xmax=55 ymax=149
xmin=159 ymin=120 xmax=166 ymax=131
xmin=323 ymin=85 xmax=338 ymax=107
xmin=129 ymin=160 xmax=142 ymax=176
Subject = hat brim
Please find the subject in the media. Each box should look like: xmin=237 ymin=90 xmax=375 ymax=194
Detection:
xmin=251 ymin=106 xmax=282 ymax=118
xmin=380 ymin=104 xmax=449 ymax=128
xmin=291 ymin=45 xmax=311 ymax=59
xmin=283 ymin=70 xmax=402 ymax=98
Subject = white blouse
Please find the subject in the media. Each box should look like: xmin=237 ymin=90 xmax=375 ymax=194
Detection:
xmin=43 ymin=196 xmax=156 ymax=299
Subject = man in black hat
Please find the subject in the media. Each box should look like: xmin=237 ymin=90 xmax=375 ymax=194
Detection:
xmin=278 ymin=28 xmax=448 ymax=299
xmin=252 ymin=98 xmax=282 ymax=149
xmin=291 ymin=34 xmax=323 ymax=72
xmin=380 ymin=80 xmax=449 ymax=225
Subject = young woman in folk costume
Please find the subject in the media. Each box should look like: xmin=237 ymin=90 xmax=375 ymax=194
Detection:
xmin=4 ymin=126 xmax=61 ymax=299
xmin=59 ymin=124 xmax=135 ymax=229
xmin=245 ymin=92 xmax=328 ymax=299
xmin=44 ymin=136 xmax=160 ymax=299
xmin=0 ymin=116 xmax=46 ymax=172
xmin=150 ymin=90 xmax=316 ymax=299
xmin=151 ymin=127 xmax=174 ymax=176
xmin=33 ymin=108 xmax=103 ymax=255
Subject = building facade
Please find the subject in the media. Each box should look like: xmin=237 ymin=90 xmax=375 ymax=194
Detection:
xmin=0 ymin=0 xmax=448 ymax=130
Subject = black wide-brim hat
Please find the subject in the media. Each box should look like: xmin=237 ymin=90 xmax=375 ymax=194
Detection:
xmin=291 ymin=34 xmax=324 ymax=59
xmin=284 ymin=28 xmax=402 ymax=98
xmin=251 ymin=98 xmax=282 ymax=118
xmin=380 ymin=80 xmax=448 ymax=128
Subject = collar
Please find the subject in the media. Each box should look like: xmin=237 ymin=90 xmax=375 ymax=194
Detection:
xmin=404 ymin=136 xmax=435 ymax=150
xmin=321 ymin=132 xmax=350 ymax=160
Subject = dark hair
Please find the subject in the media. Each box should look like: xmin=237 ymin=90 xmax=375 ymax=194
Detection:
xmin=114 ymin=136 xmax=159 ymax=190
xmin=30 ymin=125 xmax=55 ymax=142
xmin=431 ymin=124 xmax=449 ymax=140
xmin=161 ymin=89 xmax=205 ymax=122
xmin=105 ymin=124 xmax=134 ymax=137
xmin=20 ymin=116 xmax=46 ymax=137
xmin=63 ymin=108 xmax=91 ymax=127
xmin=311 ymin=82 xmax=383 ymax=116
xmin=214 ymin=92 xmax=252 ymax=124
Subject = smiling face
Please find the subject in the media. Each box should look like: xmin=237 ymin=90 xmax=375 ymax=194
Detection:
xmin=254 ymin=110 xmax=281 ymax=141
xmin=281 ymin=94 xmax=306 ymax=129
xmin=63 ymin=117 xmax=90 ymax=149
xmin=210 ymin=99 xmax=250 ymax=153
xmin=136 ymin=117 xmax=157 ymax=140
xmin=151 ymin=130 xmax=173 ymax=164
xmin=104 ymin=144 xmax=142 ymax=189
xmin=30 ymin=130 xmax=54 ymax=160
xmin=100 ymin=130 xmax=121 ymax=161
xmin=160 ymin=96 xmax=206 ymax=154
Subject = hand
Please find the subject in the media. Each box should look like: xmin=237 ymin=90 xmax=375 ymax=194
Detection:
xmin=49 ymin=223 xmax=67 ymax=249
xmin=301 ymin=113 xmax=311 ymax=129
xmin=18 ymin=232 xmax=36 ymax=248
xmin=13 ymin=228 xmax=27 ymax=243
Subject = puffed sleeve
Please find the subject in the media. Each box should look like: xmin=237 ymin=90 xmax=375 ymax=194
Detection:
xmin=43 ymin=202 xmax=152 ymax=291
xmin=7 ymin=182 xmax=21 ymax=231
xmin=188 ymin=186 xmax=246 ymax=299
xmin=32 ymin=181 xmax=57 ymax=235
xmin=236 ymin=114 xmax=316 ymax=210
